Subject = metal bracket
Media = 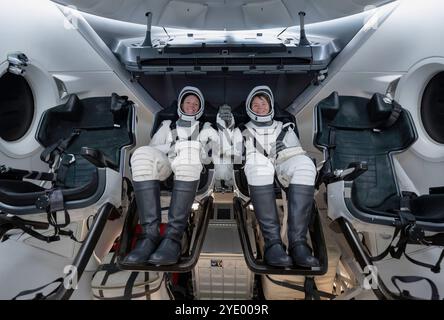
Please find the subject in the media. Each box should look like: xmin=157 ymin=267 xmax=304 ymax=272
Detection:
xmin=7 ymin=52 xmax=29 ymax=75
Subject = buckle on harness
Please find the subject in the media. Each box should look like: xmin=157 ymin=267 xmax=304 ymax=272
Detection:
xmin=60 ymin=153 xmax=76 ymax=166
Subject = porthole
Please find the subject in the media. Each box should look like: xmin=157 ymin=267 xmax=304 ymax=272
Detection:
xmin=0 ymin=72 xmax=35 ymax=141
xmin=421 ymin=72 xmax=444 ymax=144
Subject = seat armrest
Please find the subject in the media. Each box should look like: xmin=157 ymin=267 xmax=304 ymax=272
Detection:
xmin=80 ymin=147 xmax=118 ymax=171
xmin=317 ymin=161 xmax=368 ymax=187
xmin=429 ymin=186 xmax=444 ymax=195
xmin=0 ymin=165 xmax=55 ymax=181
xmin=335 ymin=161 xmax=368 ymax=181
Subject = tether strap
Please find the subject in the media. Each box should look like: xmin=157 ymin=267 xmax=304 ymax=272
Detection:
xmin=328 ymin=127 xmax=336 ymax=150
xmin=0 ymin=215 xmax=59 ymax=243
xmin=40 ymin=130 xmax=81 ymax=167
xmin=32 ymin=189 xmax=83 ymax=243
xmin=404 ymin=249 xmax=444 ymax=274
xmin=12 ymin=278 xmax=64 ymax=300
xmin=123 ymin=272 xmax=139 ymax=300
xmin=364 ymin=208 xmax=444 ymax=273
xmin=391 ymin=276 xmax=440 ymax=300
xmin=265 ymin=275 xmax=335 ymax=300
xmin=55 ymin=153 xmax=75 ymax=186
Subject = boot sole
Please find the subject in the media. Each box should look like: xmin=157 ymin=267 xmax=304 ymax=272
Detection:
xmin=147 ymin=259 xmax=179 ymax=266
xmin=292 ymin=260 xmax=320 ymax=268
xmin=266 ymin=261 xmax=293 ymax=268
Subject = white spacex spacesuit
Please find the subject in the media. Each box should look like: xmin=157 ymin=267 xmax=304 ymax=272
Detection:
xmin=124 ymin=86 xmax=218 ymax=266
xmin=217 ymin=85 xmax=319 ymax=268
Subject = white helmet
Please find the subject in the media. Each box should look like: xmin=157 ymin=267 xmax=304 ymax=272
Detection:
xmin=177 ymin=86 xmax=205 ymax=122
xmin=246 ymin=85 xmax=274 ymax=123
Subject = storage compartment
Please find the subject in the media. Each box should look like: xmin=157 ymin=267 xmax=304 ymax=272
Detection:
xmin=192 ymin=218 xmax=256 ymax=300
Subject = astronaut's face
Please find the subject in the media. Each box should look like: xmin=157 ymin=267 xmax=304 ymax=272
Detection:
xmin=251 ymin=96 xmax=270 ymax=115
xmin=181 ymin=94 xmax=201 ymax=115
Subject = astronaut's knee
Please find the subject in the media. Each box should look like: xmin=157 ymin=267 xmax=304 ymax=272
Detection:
xmin=284 ymin=155 xmax=316 ymax=186
xmin=244 ymin=164 xmax=275 ymax=186
xmin=131 ymin=146 xmax=169 ymax=181
xmin=173 ymin=163 xmax=203 ymax=182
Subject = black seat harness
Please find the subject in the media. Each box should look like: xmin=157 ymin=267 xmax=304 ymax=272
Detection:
xmin=363 ymin=194 xmax=444 ymax=274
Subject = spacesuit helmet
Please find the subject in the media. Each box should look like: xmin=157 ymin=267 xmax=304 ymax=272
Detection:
xmin=246 ymin=85 xmax=275 ymax=123
xmin=177 ymin=86 xmax=205 ymax=122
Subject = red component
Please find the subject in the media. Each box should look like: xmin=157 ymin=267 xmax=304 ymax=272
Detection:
xmin=171 ymin=273 xmax=180 ymax=285
xmin=159 ymin=223 xmax=166 ymax=236
xmin=130 ymin=224 xmax=143 ymax=249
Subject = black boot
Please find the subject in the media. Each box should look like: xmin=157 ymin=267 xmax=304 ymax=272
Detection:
xmin=123 ymin=180 xmax=161 ymax=266
xmin=249 ymin=185 xmax=293 ymax=267
xmin=287 ymin=184 xmax=320 ymax=268
xmin=148 ymin=180 xmax=199 ymax=265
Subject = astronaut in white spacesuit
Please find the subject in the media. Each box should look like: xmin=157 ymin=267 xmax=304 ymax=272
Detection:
xmin=123 ymin=86 xmax=218 ymax=266
xmin=218 ymin=85 xmax=319 ymax=268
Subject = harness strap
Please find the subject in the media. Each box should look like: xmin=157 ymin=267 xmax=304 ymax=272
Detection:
xmin=0 ymin=215 xmax=59 ymax=243
xmin=12 ymin=278 xmax=64 ymax=300
xmin=169 ymin=121 xmax=204 ymax=148
xmin=391 ymin=275 xmax=440 ymax=300
xmin=40 ymin=129 xmax=81 ymax=167
xmin=265 ymin=275 xmax=336 ymax=300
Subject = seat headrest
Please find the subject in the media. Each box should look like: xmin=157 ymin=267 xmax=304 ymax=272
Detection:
xmin=52 ymin=94 xmax=83 ymax=121
xmin=367 ymin=93 xmax=394 ymax=122
xmin=317 ymin=92 xmax=401 ymax=129
xmin=317 ymin=91 xmax=340 ymax=120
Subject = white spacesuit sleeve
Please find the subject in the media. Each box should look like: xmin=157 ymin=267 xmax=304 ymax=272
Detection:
xmin=148 ymin=120 xmax=173 ymax=154
xmin=233 ymin=128 xmax=244 ymax=152
xmin=274 ymin=124 xmax=306 ymax=164
xmin=282 ymin=124 xmax=302 ymax=148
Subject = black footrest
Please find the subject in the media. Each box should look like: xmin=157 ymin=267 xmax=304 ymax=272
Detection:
xmin=117 ymin=197 xmax=213 ymax=273
xmin=233 ymin=197 xmax=328 ymax=276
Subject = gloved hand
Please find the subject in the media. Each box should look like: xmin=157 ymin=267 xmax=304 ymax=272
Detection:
xmin=198 ymin=123 xmax=220 ymax=164
xmin=217 ymin=104 xmax=234 ymax=129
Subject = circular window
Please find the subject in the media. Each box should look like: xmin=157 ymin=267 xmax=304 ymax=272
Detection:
xmin=0 ymin=72 xmax=35 ymax=141
xmin=421 ymin=72 xmax=444 ymax=144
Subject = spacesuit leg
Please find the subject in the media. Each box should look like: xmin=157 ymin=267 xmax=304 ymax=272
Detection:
xmin=123 ymin=146 xmax=172 ymax=265
xmin=277 ymin=154 xmax=319 ymax=267
xmin=244 ymin=153 xmax=292 ymax=267
xmin=149 ymin=141 xmax=202 ymax=265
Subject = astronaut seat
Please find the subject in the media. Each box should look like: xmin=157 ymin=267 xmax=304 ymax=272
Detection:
xmin=0 ymin=93 xmax=136 ymax=299
xmin=231 ymin=102 xmax=328 ymax=276
xmin=117 ymin=102 xmax=216 ymax=272
xmin=0 ymin=93 xmax=135 ymax=236
xmin=314 ymin=91 xmax=444 ymax=274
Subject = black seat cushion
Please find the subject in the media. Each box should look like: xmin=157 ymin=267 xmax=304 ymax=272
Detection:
xmin=410 ymin=195 xmax=444 ymax=222
xmin=315 ymin=92 xmax=419 ymax=216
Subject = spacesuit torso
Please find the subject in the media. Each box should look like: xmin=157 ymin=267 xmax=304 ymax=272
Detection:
xmin=149 ymin=120 xmax=212 ymax=156
xmin=242 ymin=120 xmax=301 ymax=157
